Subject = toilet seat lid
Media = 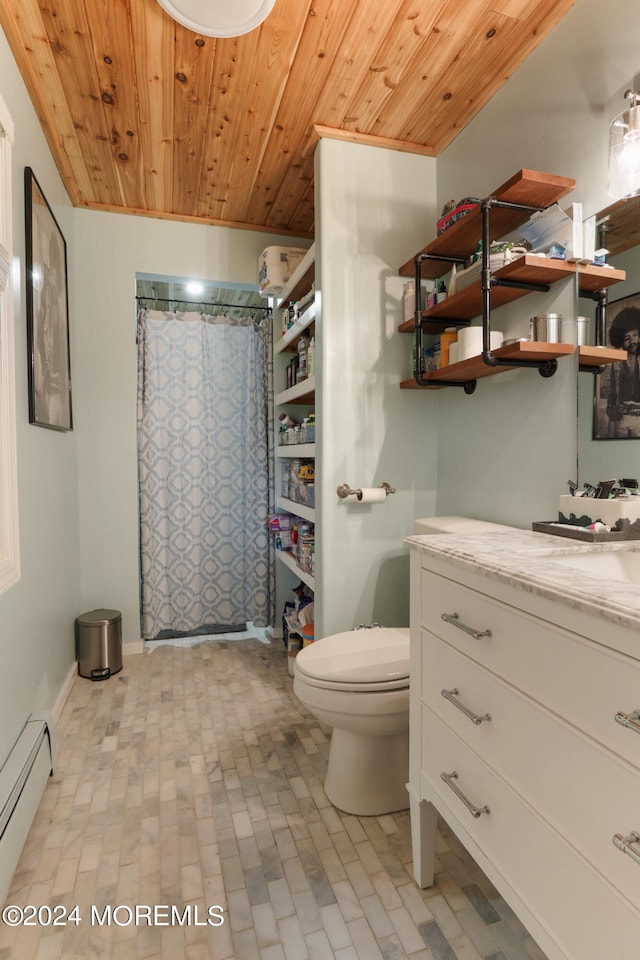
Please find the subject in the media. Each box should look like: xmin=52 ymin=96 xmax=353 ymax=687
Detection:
xmin=294 ymin=627 xmax=410 ymax=685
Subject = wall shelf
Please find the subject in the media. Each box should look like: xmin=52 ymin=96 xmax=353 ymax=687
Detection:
xmin=399 ymin=169 xmax=576 ymax=280
xmin=276 ymin=376 xmax=316 ymax=405
xmin=400 ymin=341 xmax=574 ymax=390
xmin=399 ymin=168 xmax=629 ymax=391
xmin=276 ymin=496 xmax=315 ymax=523
xmin=277 ymin=443 xmax=316 ymax=457
xmin=276 ymin=549 xmax=315 ymax=591
xmin=578 ymin=345 xmax=627 ymax=369
xmin=274 ymin=242 xmax=316 ymax=650
xmin=397 ymin=257 xmax=626 ymax=333
xmin=275 ymin=302 xmax=316 ymax=354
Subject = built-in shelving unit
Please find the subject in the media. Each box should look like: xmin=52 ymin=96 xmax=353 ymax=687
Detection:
xmin=399 ymin=169 xmax=627 ymax=392
xmin=273 ymin=244 xmax=316 ymax=605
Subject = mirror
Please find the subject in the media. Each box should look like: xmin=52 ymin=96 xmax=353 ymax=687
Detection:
xmin=578 ymin=194 xmax=640 ymax=487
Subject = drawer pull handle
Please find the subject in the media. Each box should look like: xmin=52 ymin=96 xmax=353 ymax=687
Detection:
xmin=441 ymin=688 xmax=491 ymax=725
xmin=440 ymin=770 xmax=490 ymax=818
xmin=613 ymin=832 xmax=640 ymax=866
xmin=441 ymin=612 xmax=492 ymax=640
xmin=615 ymin=709 xmax=640 ymax=734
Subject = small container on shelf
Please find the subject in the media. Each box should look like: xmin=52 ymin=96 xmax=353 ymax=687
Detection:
xmin=439 ymin=328 xmax=458 ymax=367
xmin=307 ymin=336 xmax=315 ymax=378
xmin=296 ymin=336 xmax=309 ymax=382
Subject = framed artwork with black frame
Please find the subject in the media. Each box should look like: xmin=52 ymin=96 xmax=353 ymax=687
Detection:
xmin=593 ymin=290 xmax=640 ymax=440
xmin=25 ymin=166 xmax=73 ymax=431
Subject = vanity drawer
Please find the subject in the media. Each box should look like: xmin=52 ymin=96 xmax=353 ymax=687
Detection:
xmin=419 ymin=567 xmax=640 ymax=769
xmin=420 ymin=628 xmax=640 ymax=900
xmin=419 ymin=705 xmax=640 ymax=960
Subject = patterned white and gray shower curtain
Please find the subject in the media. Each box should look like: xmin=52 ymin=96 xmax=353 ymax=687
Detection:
xmin=137 ymin=308 xmax=275 ymax=640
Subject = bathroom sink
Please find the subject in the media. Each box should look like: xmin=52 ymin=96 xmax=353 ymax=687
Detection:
xmin=544 ymin=548 xmax=640 ymax=586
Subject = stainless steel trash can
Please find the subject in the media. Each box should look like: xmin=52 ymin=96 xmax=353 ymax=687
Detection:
xmin=76 ymin=608 xmax=122 ymax=680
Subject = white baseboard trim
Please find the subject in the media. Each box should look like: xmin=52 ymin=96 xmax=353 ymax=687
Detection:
xmin=123 ymin=639 xmax=144 ymax=656
xmin=52 ymin=661 xmax=77 ymax=727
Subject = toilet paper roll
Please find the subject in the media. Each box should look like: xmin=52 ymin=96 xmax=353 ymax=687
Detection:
xmin=457 ymin=327 xmax=503 ymax=362
xmin=357 ymin=488 xmax=387 ymax=503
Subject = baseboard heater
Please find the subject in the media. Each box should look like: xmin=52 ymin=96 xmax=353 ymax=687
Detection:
xmin=0 ymin=718 xmax=54 ymax=904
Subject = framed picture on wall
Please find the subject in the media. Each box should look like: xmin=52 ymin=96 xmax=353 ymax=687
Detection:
xmin=593 ymin=290 xmax=640 ymax=440
xmin=25 ymin=166 xmax=73 ymax=431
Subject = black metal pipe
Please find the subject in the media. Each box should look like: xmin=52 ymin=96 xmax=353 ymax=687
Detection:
xmin=413 ymin=256 xmax=429 ymax=386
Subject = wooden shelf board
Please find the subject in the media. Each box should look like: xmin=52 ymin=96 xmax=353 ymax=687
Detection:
xmin=400 ymin=341 xmax=574 ymax=389
xmin=576 ymin=264 xmax=626 ymax=292
xmin=579 ymin=346 xmax=627 ymax=368
xmin=398 ymin=170 xmax=576 ymax=279
xmin=398 ymin=316 xmax=471 ymax=334
xmin=398 ymin=255 xmax=625 ymax=329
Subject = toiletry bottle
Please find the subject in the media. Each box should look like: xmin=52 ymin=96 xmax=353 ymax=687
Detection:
xmin=439 ymin=328 xmax=458 ymax=367
xmin=307 ymin=336 xmax=315 ymax=378
xmin=436 ymin=280 xmax=448 ymax=303
xmin=403 ymin=280 xmax=415 ymax=324
xmin=297 ymin=336 xmax=309 ymax=382
xmin=448 ymin=264 xmax=457 ymax=297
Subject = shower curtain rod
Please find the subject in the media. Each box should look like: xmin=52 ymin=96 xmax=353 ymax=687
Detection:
xmin=136 ymin=295 xmax=272 ymax=312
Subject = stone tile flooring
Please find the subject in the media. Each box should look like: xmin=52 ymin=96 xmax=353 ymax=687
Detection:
xmin=0 ymin=638 xmax=551 ymax=959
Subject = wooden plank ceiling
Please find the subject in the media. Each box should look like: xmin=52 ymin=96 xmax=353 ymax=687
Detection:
xmin=0 ymin=0 xmax=575 ymax=237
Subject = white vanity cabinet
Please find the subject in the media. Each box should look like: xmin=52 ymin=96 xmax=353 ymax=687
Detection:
xmin=408 ymin=547 xmax=640 ymax=960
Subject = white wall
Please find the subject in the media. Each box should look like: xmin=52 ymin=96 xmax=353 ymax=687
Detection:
xmin=432 ymin=0 xmax=640 ymax=525
xmin=0 ymin=28 xmax=80 ymax=767
xmin=315 ymin=139 xmax=438 ymax=637
xmin=73 ymin=210 xmax=304 ymax=642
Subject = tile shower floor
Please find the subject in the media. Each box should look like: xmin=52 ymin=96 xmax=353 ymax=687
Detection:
xmin=0 ymin=637 xmax=551 ymax=960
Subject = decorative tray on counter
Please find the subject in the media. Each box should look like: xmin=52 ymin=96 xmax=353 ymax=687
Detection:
xmin=532 ymin=520 xmax=640 ymax=542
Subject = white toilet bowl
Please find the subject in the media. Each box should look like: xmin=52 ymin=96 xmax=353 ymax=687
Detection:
xmin=293 ymin=627 xmax=410 ymax=816
xmin=293 ymin=516 xmax=512 ymax=817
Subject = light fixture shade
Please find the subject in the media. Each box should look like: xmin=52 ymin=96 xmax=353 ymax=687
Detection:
xmin=607 ymin=90 xmax=640 ymax=199
xmin=156 ymin=0 xmax=275 ymax=37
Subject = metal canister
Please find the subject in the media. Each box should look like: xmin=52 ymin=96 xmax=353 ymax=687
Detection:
xmin=530 ymin=313 xmax=562 ymax=342
xmin=560 ymin=315 xmax=591 ymax=345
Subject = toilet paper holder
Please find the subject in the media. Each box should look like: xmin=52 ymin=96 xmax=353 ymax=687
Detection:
xmin=336 ymin=481 xmax=396 ymax=500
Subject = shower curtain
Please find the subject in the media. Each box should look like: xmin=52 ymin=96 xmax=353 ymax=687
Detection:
xmin=137 ymin=307 xmax=274 ymax=640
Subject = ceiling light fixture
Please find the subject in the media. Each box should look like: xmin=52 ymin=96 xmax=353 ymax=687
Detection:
xmin=608 ymin=88 xmax=640 ymax=199
xmin=156 ymin=0 xmax=275 ymax=37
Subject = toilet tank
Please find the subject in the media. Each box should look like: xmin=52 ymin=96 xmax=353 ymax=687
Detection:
xmin=413 ymin=516 xmax=514 ymax=534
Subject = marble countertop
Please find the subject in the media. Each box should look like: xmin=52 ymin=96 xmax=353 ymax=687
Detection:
xmin=405 ymin=528 xmax=640 ymax=632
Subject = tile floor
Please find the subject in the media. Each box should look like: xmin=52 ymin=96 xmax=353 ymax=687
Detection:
xmin=0 ymin=637 xmax=551 ymax=960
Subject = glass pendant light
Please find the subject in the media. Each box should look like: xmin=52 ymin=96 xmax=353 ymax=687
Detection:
xmin=607 ymin=89 xmax=640 ymax=199
xmin=156 ymin=0 xmax=275 ymax=38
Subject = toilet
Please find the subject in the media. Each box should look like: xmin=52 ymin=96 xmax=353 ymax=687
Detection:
xmin=293 ymin=515 xmax=513 ymax=816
